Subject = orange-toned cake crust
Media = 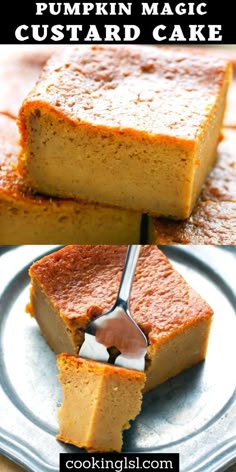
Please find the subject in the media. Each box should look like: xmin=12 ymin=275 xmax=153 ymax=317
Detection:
xmin=17 ymin=45 xmax=231 ymax=219
xmin=29 ymin=245 xmax=213 ymax=345
xmin=58 ymin=353 xmax=145 ymax=382
xmin=19 ymin=45 xmax=231 ymax=141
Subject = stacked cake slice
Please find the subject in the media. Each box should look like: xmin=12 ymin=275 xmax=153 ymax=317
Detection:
xmin=18 ymin=45 xmax=231 ymax=220
xmin=0 ymin=44 xmax=234 ymax=243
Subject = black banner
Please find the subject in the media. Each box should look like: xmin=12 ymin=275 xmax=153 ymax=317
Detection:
xmin=0 ymin=0 xmax=235 ymax=44
xmin=60 ymin=453 xmax=180 ymax=472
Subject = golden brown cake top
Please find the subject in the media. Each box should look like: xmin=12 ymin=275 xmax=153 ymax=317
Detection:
xmin=0 ymin=45 xmax=58 ymax=119
xmin=20 ymin=45 xmax=231 ymax=141
xmin=29 ymin=245 xmax=213 ymax=344
xmin=57 ymin=353 xmax=145 ymax=381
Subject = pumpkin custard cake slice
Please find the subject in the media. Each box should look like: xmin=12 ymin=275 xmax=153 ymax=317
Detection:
xmin=18 ymin=45 xmax=231 ymax=219
xmin=28 ymin=244 xmax=213 ymax=452
xmin=57 ymin=355 xmax=146 ymax=452
xmin=28 ymin=245 xmax=214 ymax=392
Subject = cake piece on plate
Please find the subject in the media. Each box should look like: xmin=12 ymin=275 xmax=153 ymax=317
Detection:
xmin=57 ymin=355 xmax=146 ymax=452
xmin=0 ymin=116 xmax=141 ymax=244
xmin=18 ymin=45 xmax=231 ymax=219
xmin=28 ymin=245 xmax=214 ymax=392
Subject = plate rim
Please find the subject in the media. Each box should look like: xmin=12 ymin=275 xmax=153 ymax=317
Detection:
xmin=0 ymin=245 xmax=236 ymax=472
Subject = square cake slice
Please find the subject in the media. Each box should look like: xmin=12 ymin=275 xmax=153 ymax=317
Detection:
xmin=28 ymin=245 xmax=213 ymax=392
xmin=0 ymin=115 xmax=141 ymax=244
xmin=18 ymin=45 xmax=231 ymax=219
xmin=57 ymin=355 xmax=146 ymax=452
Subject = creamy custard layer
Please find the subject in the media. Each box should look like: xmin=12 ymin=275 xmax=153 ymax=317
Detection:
xmin=0 ymin=116 xmax=141 ymax=244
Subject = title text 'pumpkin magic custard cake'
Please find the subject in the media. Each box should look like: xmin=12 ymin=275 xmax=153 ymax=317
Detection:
xmin=18 ymin=45 xmax=232 ymax=220
xmin=27 ymin=245 xmax=213 ymax=451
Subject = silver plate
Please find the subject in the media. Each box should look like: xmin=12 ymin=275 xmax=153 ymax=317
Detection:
xmin=0 ymin=245 xmax=236 ymax=472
